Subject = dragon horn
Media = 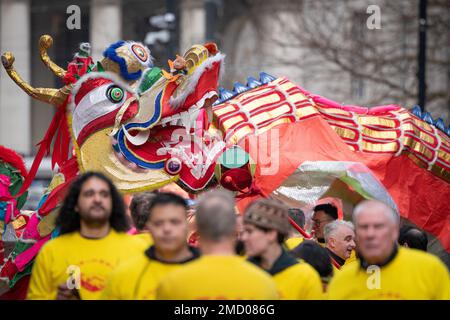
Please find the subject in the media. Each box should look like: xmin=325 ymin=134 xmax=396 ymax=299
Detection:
xmin=1 ymin=52 xmax=69 ymax=106
xmin=39 ymin=35 xmax=66 ymax=79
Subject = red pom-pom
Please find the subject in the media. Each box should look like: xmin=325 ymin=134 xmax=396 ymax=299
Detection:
xmin=204 ymin=42 xmax=218 ymax=56
xmin=0 ymin=145 xmax=27 ymax=178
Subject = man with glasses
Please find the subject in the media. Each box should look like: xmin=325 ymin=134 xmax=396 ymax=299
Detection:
xmin=311 ymin=203 xmax=338 ymax=245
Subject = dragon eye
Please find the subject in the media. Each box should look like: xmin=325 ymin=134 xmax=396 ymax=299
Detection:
xmin=131 ymin=44 xmax=149 ymax=62
xmin=107 ymin=85 xmax=124 ymax=103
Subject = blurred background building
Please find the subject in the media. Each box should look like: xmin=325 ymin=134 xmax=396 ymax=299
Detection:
xmin=1 ymin=0 xmax=449 ymax=156
xmin=0 ymin=0 xmax=449 ymax=198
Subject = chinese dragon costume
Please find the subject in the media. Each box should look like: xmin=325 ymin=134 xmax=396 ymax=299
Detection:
xmin=0 ymin=35 xmax=449 ymax=296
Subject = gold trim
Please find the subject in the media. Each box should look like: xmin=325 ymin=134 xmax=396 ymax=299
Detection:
xmin=362 ymin=140 xmax=399 ymax=153
xmin=332 ymin=126 xmax=357 ymax=140
xmin=361 ymin=127 xmax=398 ymax=140
xmin=358 ymin=117 xmax=397 ymax=128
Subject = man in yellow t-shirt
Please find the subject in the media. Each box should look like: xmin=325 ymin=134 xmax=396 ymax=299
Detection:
xmin=328 ymin=200 xmax=450 ymax=300
xmin=312 ymin=203 xmax=338 ymax=245
xmin=102 ymin=192 xmax=200 ymax=299
xmin=242 ymin=199 xmax=323 ymax=300
xmin=156 ymin=190 xmax=279 ymax=300
xmin=323 ymin=220 xmax=356 ymax=272
xmin=27 ymin=172 xmax=147 ymax=300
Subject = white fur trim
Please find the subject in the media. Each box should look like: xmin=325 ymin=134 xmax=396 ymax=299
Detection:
xmin=69 ymin=71 xmax=138 ymax=113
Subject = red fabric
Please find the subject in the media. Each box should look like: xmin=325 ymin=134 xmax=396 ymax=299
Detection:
xmin=236 ymin=116 xmax=450 ymax=252
xmin=15 ymin=234 xmax=52 ymax=272
xmin=38 ymin=175 xmax=75 ymax=216
xmin=0 ymin=145 xmax=27 ymax=178
xmin=15 ymin=97 xmax=70 ymax=199
xmin=36 ymin=158 xmax=79 ymax=218
xmin=288 ymin=216 xmax=311 ymax=239
xmin=0 ymin=241 xmax=4 ymax=265
xmin=161 ymin=61 xmax=222 ymax=118
xmin=0 ymin=259 xmax=18 ymax=280
xmin=64 ymin=56 xmax=93 ymax=85
xmin=51 ymin=100 xmax=71 ymax=170
xmin=0 ymin=275 xmax=30 ymax=300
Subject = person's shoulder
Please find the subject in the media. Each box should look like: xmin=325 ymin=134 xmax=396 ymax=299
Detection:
xmin=285 ymin=237 xmax=304 ymax=250
xmin=111 ymin=251 xmax=148 ymax=278
xmin=290 ymin=260 xmax=316 ymax=273
xmin=237 ymin=258 xmax=275 ymax=281
xmin=279 ymin=260 xmax=322 ymax=285
xmin=117 ymin=251 xmax=148 ymax=270
xmin=112 ymin=230 xmax=149 ymax=249
xmin=133 ymin=232 xmax=153 ymax=244
xmin=399 ymin=247 xmax=448 ymax=272
xmin=157 ymin=259 xmax=197 ymax=286
xmin=329 ymin=257 xmax=360 ymax=285
xmin=40 ymin=232 xmax=78 ymax=252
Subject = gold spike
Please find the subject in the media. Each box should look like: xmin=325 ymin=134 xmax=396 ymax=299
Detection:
xmin=39 ymin=35 xmax=67 ymax=79
xmin=1 ymin=52 xmax=69 ymax=106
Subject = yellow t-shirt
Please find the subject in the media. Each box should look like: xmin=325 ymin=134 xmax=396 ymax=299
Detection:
xmin=249 ymin=250 xmax=323 ymax=300
xmin=133 ymin=232 xmax=153 ymax=247
xmin=273 ymin=262 xmax=323 ymax=299
xmin=285 ymin=237 xmax=304 ymax=250
xmin=156 ymin=255 xmax=279 ymax=300
xmin=329 ymin=249 xmax=357 ymax=274
xmin=328 ymin=247 xmax=450 ymax=300
xmin=101 ymin=246 xmax=199 ymax=300
xmin=346 ymin=250 xmax=357 ymax=263
xmin=27 ymin=230 xmax=147 ymax=300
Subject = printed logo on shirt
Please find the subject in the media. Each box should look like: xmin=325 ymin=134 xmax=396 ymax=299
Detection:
xmin=366 ymin=265 xmax=381 ymax=290
xmin=66 ymin=265 xmax=81 ymax=289
xmin=77 ymin=258 xmax=115 ymax=292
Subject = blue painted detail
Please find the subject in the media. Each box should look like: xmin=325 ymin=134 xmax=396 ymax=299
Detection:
xmin=259 ymin=72 xmax=276 ymax=84
xmin=36 ymin=194 xmax=49 ymax=210
xmin=247 ymin=76 xmax=261 ymax=89
xmin=434 ymin=118 xmax=445 ymax=132
xmin=219 ymin=87 xmax=235 ymax=101
xmin=422 ymin=112 xmax=434 ymax=125
xmin=411 ymin=105 xmax=422 ymax=118
xmin=233 ymin=82 xmax=248 ymax=94
xmin=0 ymin=202 xmax=6 ymax=220
xmin=447 ymin=125 xmax=450 ymax=136
xmin=116 ymin=91 xmax=165 ymax=169
xmin=103 ymin=40 xmax=143 ymax=81
xmin=51 ymin=226 xmax=60 ymax=239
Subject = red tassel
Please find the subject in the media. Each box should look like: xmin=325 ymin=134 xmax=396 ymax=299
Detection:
xmin=287 ymin=216 xmax=311 ymax=239
xmin=15 ymin=96 xmax=70 ymax=199
xmin=0 ymin=146 xmax=28 ymax=178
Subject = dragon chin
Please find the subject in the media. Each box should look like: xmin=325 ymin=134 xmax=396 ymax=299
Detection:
xmin=77 ymin=127 xmax=178 ymax=193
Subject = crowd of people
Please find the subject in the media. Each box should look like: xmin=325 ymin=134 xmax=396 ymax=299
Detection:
xmin=25 ymin=171 xmax=449 ymax=300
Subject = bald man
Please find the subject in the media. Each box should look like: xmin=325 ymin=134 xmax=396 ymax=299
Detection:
xmin=328 ymin=200 xmax=449 ymax=300
xmin=156 ymin=190 xmax=279 ymax=300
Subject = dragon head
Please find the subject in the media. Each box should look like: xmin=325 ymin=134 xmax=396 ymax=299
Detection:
xmin=70 ymin=41 xmax=224 ymax=192
xmin=1 ymin=35 xmax=225 ymax=193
